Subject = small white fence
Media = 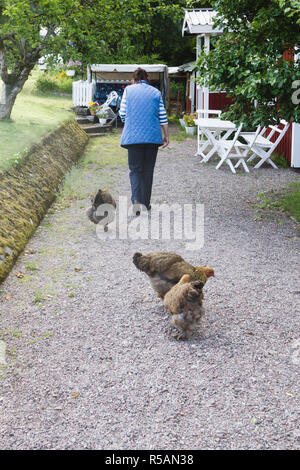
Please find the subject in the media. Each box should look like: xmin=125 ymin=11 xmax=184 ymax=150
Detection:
xmin=72 ymin=80 xmax=95 ymax=107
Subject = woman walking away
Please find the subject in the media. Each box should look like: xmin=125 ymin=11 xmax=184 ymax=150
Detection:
xmin=119 ymin=68 xmax=169 ymax=213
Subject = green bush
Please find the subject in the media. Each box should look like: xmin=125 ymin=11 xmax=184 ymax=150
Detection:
xmin=169 ymin=81 xmax=185 ymax=99
xmin=167 ymin=113 xmax=181 ymax=124
xmin=271 ymin=153 xmax=290 ymax=169
xmin=34 ymin=74 xmax=73 ymax=95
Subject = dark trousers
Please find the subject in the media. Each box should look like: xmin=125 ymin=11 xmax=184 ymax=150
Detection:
xmin=127 ymin=144 xmax=158 ymax=208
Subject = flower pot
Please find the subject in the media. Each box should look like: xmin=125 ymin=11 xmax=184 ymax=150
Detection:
xmin=99 ymin=118 xmax=107 ymax=125
xmin=185 ymin=126 xmax=196 ymax=136
xmin=66 ymin=70 xmax=75 ymax=76
xmin=179 ymin=118 xmax=186 ymax=128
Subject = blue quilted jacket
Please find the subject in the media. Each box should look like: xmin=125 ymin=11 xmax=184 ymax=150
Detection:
xmin=120 ymin=81 xmax=164 ymax=147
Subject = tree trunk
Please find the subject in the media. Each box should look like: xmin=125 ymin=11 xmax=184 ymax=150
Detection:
xmin=0 ymin=77 xmax=27 ymax=120
xmin=0 ymin=44 xmax=38 ymax=120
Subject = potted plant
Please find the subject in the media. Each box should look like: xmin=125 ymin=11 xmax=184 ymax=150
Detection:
xmin=66 ymin=60 xmax=76 ymax=76
xmin=97 ymin=112 xmax=107 ymax=125
xmin=65 ymin=60 xmax=82 ymax=76
xmin=88 ymin=101 xmax=98 ymax=116
xmin=183 ymin=113 xmax=197 ymax=135
xmin=179 ymin=112 xmax=186 ymax=128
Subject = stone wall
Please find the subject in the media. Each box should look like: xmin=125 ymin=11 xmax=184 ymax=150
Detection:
xmin=0 ymin=119 xmax=89 ymax=282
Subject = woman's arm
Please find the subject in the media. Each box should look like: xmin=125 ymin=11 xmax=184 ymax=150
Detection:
xmin=119 ymin=87 xmax=127 ymax=122
xmin=159 ymin=95 xmax=169 ymax=148
xmin=161 ymin=124 xmax=169 ymax=148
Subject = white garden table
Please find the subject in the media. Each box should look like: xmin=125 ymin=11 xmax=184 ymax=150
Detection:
xmin=195 ymin=118 xmax=236 ymax=165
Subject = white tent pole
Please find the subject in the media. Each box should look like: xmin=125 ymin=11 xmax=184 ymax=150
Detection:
xmin=203 ymin=34 xmax=210 ymax=116
xmin=196 ymin=35 xmax=203 ymax=112
xmin=87 ymin=65 xmax=91 ymax=83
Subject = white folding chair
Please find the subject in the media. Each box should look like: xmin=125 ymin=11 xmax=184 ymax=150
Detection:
xmin=242 ymin=119 xmax=290 ymax=169
xmin=233 ymin=125 xmax=262 ymax=172
xmin=195 ymin=109 xmax=222 ymax=159
xmin=98 ymin=91 xmax=120 ymax=126
xmin=215 ymin=123 xmax=244 ymax=173
xmin=197 ymin=109 xmax=222 ymax=118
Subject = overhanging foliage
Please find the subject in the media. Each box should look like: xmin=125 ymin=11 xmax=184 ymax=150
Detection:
xmin=195 ymin=0 xmax=300 ymax=127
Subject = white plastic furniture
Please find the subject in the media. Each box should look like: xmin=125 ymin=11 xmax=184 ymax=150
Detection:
xmin=215 ymin=123 xmax=243 ymax=173
xmin=195 ymin=109 xmax=222 ymax=159
xmin=216 ymin=124 xmax=262 ymax=173
xmin=195 ymin=117 xmax=237 ymax=163
xmin=243 ymin=120 xmax=290 ymax=169
xmin=97 ymin=91 xmax=120 ymax=126
xmin=197 ymin=109 xmax=222 ymax=118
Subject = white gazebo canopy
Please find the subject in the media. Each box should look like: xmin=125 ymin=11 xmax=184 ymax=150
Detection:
xmin=87 ymin=64 xmax=168 ymax=93
xmin=89 ymin=64 xmax=167 ymax=73
xmin=182 ymin=9 xmax=225 ymax=112
xmin=182 ymin=9 xmax=224 ymax=36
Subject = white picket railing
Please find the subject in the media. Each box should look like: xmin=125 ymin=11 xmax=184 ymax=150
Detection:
xmin=72 ymin=80 xmax=95 ymax=106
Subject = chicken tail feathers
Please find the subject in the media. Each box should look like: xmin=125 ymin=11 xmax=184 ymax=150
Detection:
xmin=186 ymin=281 xmax=204 ymax=302
xmin=133 ymin=252 xmax=150 ymax=274
xmin=191 ymin=281 xmax=204 ymax=291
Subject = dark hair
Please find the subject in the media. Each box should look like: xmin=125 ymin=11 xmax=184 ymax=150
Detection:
xmin=133 ymin=68 xmax=150 ymax=84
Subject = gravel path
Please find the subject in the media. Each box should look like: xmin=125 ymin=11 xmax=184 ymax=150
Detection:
xmin=0 ymin=132 xmax=300 ymax=450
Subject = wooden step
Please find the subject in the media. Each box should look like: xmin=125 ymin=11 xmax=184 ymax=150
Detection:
xmin=76 ymin=116 xmax=96 ymax=125
xmin=80 ymin=123 xmax=112 ymax=135
xmin=72 ymin=106 xmax=89 ymax=116
xmin=88 ymin=133 xmax=110 ymax=138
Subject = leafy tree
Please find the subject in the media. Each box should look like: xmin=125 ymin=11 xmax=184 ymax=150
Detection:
xmin=0 ymin=0 xmax=94 ymax=119
xmin=127 ymin=0 xmax=196 ymax=66
xmin=0 ymin=0 xmax=195 ymax=119
xmin=195 ymin=0 xmax=300 ymax=126
xmin=80 ymin=0 xmax=195 ymax=65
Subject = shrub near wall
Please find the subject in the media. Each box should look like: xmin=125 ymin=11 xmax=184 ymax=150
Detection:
xmin=0 ymin=120 xmax=89 ymax=282
xmin=34 ymin=74 xmax=73 ymax=95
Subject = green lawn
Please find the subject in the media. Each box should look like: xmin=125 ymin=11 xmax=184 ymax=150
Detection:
xmin=0 ymin=70 xmax=73 ymax=173
xmin=256 ymin=182 xmax=300 ymax=224
xmin=274 ymin=182 xmax=300 ymax=223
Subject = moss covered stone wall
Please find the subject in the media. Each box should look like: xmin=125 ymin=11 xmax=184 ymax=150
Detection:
xmin=0 ymin=119 xmax=89 ymax=282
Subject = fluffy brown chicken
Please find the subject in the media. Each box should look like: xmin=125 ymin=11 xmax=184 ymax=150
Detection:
xmin=133 ymin=251 xmax=214 ymax=299
xmin=163 ymin=274 xmax=205 ymax=340
xmin=86 ymin=188 xmax=116 ymax=231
